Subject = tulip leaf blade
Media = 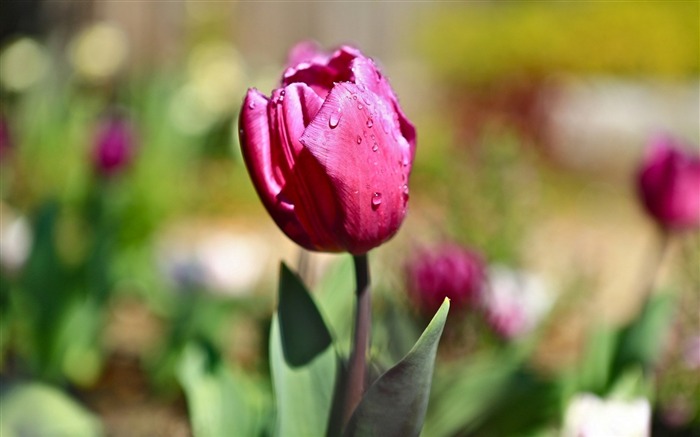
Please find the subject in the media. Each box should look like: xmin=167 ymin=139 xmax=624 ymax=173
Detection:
xmin=278 ymin=262 xmax=333 ymax=367
xmin=270 ymin=315 xmax=338 ymax=437
xmin=177 ymin=342 xmax=270 ymax=437
xmin=344 ymin=298 xmax=450 ymax=437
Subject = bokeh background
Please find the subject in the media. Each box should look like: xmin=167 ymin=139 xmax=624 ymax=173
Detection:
xmin=0 ymin=1 xmax=698 ymax=436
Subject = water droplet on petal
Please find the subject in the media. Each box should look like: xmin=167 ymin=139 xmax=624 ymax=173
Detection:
xmin=371 ymin=192 xmax=382 ymax=209
xmin=372 ymin=143 xmax=378 ymax=152
xmin=357 ymin=103 xmax=363 ymax=110
xmin=363 ymin=95 xmax=372 ymax=105
xmin=401 ymin=184 xmax=410 ymax=202
xmin=356 ymin=135 xmax=362 ymax=144
xmin=279 ymin=89 xmax=286 ymax=96
xmin=353 ymin=95 xmax=358 ymax=100
xmin=366 ymin=118 xmax=373 ymax=128
xmin=329 ymin=108 xmax=342 ymax=128
xmin=248 ymin=101 xmax=256 ymax=110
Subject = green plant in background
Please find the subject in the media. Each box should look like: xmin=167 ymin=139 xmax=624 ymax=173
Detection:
xmin=420 ymin=2 xmax=699 ymax=85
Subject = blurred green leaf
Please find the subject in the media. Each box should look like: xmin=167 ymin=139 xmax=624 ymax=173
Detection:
xmin=278 ymin=263 xmax=332 ymax=367
xmin=424 ymin=349 xmax=526 ymax=437
xmin=270 ymin=315 xmax=338 ymax=437
xmin=612 ymin=292 xmax=676 ymax=378
xmin=576 ymin=325 xmax=619 ymax=396
xmin=177 ymin=342 xmax=270 ymax=437
xmin=466 ymin=369 xmax=560 ymax=436
xmin=0 ymin=381 xmax=103 ymax=437
xmin=343 ymin=299 xmax=450 ymax=437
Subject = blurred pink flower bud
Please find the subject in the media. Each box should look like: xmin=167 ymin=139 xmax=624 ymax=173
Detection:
xmin=405 ymin=243 xmax=486 ymax=315
xmin=92 ymin=112 xmax=137 ymax=177
xmin=481 ymin=265 xmax=553 ymax=340
xmin=637 ymin=136 xmax=700 ymax=230
xmin=0 ymin=114 xmax=12 ymax=161
xmin=238 ymin=42 xmax=416 ymax=254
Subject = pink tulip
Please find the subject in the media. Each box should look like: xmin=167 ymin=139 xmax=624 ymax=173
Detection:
xmin=405 ymin=243 xmax=486 ymax=315
xmin=238 ymin=42 xmax=416 ymax=254
xmin=637 ymin=136 xmax=700 ymax=230
xmin=92 ymin=113 xmax=136 ymax=177
xmin=0 ymin=115 xmax=12 ymax=161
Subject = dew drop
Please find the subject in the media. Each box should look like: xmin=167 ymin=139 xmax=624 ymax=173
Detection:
xmin=401 ymin=184 xmax=410 ymax=202
xmin=353 ymin=95 xmax=358 ymax=100
xmin=248 ymin=101 xmax=256 ymax=110
xmin=356 ymin=135 xmax=362 ymax=144
xmin=357 ymin=103 xmax=363 ymax=110
xmin=371 ymin=192 xmax=382 ymax=209
xmin=372 ymin=143 xmax=378 ymax=152
xmin=366 ymin=117 xmax=373 ymax=128
xmin=363 ymin=95 xmax=372 ymax=105
xmin=329 ymin=109 xmax=342 ymax=128
xmin=279 ymin=89 xmax=286 ymax=96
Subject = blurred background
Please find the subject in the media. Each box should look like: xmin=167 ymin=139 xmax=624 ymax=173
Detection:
xmin=0 ymin=1 xmax=698 ymax=436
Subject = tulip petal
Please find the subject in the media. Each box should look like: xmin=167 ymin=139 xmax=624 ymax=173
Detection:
xmin=282 ymin=46 xmax=356 ymax=100
xmin=269 ymin=83 xmax=345 ymax=251
xmin=349 ymin=55 xmax=417 ymax=158
xmin=300 ymin=82 xmax=411 ymax=254
xmin=239 ymin=89 xmax=300 ymax=237
xmin=285 ymin=40 xmax=327 ymax=69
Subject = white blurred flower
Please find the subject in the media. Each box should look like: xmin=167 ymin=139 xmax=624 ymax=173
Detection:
xmin=481 ymin=265 xmax=553 ymax=339
xmin=157 ymin=229 xmax=267 ymax=296
xmin=0 ymin=37 xmax=48 ymax=92
xmin=0 ymin=212 xmax=32 ymax=272
xmin=562 ymin=393 xmax=651 ymax=437
xmin=69 ymin=22 xmax=129 ymax=82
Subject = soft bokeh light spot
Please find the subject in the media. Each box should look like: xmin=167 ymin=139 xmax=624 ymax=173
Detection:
xmin=69 ymin=22 xmax=129 ymax=82
xmin=0 ymin=37 xmax=48 ymax=92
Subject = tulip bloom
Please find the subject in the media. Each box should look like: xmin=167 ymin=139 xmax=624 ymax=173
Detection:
xmin=92 ymin=112 xmax=136 ymax=177
xmin=405 ymin=243 xmax=486 ymax=315
xmin=0 ymin=114 xmax=12 ymax=161
xmin=238 ymin=43 xmax=416 ymax=254
xmin=637 ymin=136 xmax=700 ymax=230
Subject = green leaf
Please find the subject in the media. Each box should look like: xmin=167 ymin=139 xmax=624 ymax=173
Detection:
xmin=278 ymin=263 xmax=333 ymax=367
xmin=270 ymin=316 xmax=338 ymax=437
xmin=343 ymin=298 xmax=450 ymax=437
xmin=611 ymin=292 xmax=675 ymax=378
xmin=177 ymin=343 xmax=270 ymax=437
xmin=314 ymin=255 xmax=355 ymax=357
xmin=423 ymin=350 xmax=525 ymax=437
xmin=0 ymin=381 xmax=103 ymax=437
xmin=577 ymin=325 xmax=619 ymax=395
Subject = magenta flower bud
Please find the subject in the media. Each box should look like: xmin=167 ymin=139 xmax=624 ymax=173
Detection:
xmin=405 ymin=243 xmax=486 ymax=315
xmin=92 ymin=113 xmax=136 ymax=177
xmin=238 ymin=42 xmax=416 ymax=254
xmin=0 ymin=115 xmax=12 ymax=161
xmin=637 ymin=136 xmax=700 ymax=230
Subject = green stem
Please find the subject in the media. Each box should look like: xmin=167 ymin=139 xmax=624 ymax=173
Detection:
xmin=344 ymin=253 xmax=371 ymax=426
